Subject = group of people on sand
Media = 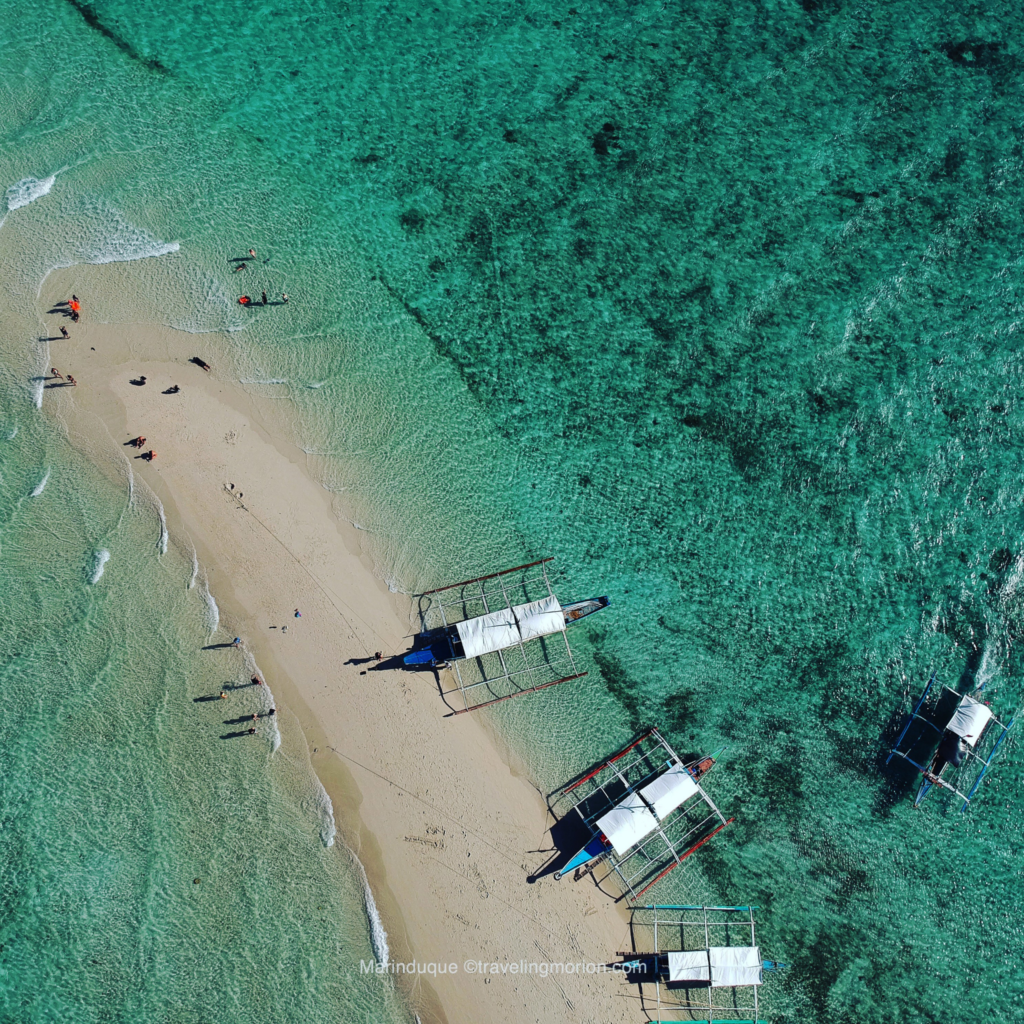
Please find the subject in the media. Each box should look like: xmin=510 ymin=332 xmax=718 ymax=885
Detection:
xmin=49 ymin=296 xmax=81 ymax=386
xmin=235 ymin=247 xmax=289 ymax=306
xmin=128 ymin=435 xmax=156 ymax=461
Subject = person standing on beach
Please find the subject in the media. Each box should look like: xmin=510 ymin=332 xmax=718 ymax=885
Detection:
xmin=66 ymin=375 xmax=77 ymax=387
xmin=51 ymin=368 xmax=63 ymax=380
xmin=59 ymin=326 xmax=69 ymax=339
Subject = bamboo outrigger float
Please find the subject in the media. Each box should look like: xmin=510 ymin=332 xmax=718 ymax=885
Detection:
xmin=619 ymin=905 xmax=783 ymax=1023
xmin=550 ymin=728 xmax=733 ymax=901
xmin=404 ymin=558 xmax=609 ymax=715
xmin=887 ymin=672 xmax=1016 ymax=812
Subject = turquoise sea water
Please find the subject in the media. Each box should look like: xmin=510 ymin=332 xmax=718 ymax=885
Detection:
xmin=2 ymin=1 xmax=1024 ymax=1021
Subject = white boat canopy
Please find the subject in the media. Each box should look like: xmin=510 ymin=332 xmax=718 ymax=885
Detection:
xmin=667 ymin=950 xmax=711 ymax=983
xmin=709 ymin=946 xmax=762 ymax=987
xmin=947 ymin=695 xmax=994 ymax=747
xmin=596 ymin=791 xmax=658 ymax=856
xmin=455 ymin=595 xmax=565 ymax=659
xmin=456 ymin=608 xmax=520 ymax=659
xmin=640 ymin=764 xmax=699 ymax=819
xmin=514 ymin=595 xmax=565 ymax=642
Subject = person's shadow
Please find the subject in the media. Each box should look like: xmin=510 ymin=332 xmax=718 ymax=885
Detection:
xmin=129 ymin=378 xmax=147 ymax=386
xmin=202 ymin=642 xmax=238 ymax=650
xmin=220 ymin=731 xmax=253 ymax=740
xmin=345 ymin=656 xmax=377 ymax=666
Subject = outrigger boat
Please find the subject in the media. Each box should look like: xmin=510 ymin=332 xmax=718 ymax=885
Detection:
xmin=887 ymin=672 xmax=1016 ymax=812
xmin=403 ymin=557 xmax=608 ymax=715
xmin=619 ymin=905 xmax=783 ymax=1024
xmin=551 ymin=727 xmax=732 ymax=901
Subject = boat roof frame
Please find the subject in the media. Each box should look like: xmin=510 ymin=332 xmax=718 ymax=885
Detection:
xmin=623 ymin=904 xmax=766 ymax=1024
xmin=887 ymin=671 xmax=1016 ymax=812
xmin=556 ymin=727 xmax=732 ymax=901
xmin=419 ymin=558 xmax=587 ymax=716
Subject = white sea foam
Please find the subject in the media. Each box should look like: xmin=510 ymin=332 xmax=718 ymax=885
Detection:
xmin=88 ymin=549 xmax=110 ymax=584
xmin=247 ymin=656 xmax=281 ymax=752
xmin=31 ymin=469 xmax=49 ymax=496
xmin=6 ymin=426 xmax=16 ymax=439
xmin=312 ymin=775 xmax=337 ymax=848
xmin=355 ymin=854 xmax=389 ymax=968
xmin=306 ymin=381 xmax=326 ymax=389
xmin=239 ymin=378 xmax=288 ymax=385
xmin=84 ymin=235 xmax=179 ymax=265
xmin=31 ymin=378 xmax=43 ymax=409
xmin=76 ymin=204 xmax=179 ymax=266
xmin=187 ymin=549 xmax=198 ymax=589
xmin=199 ymin=578 xmax=219 ymax=632
xmin=156 ymin=503 xmax=168 ymax=555
xmin=6 ymin=174 xmax=55 ymax=211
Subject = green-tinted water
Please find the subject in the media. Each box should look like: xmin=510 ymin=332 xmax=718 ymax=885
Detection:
xmin=1 ymin=1 xmax=1023 ymax=1021
xmin=0 ymin=411 xmax=404 ymax=1022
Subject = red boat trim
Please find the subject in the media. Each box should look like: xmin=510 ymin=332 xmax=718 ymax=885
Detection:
xmin=631 ymin=818 xmax=735 ymax=900
xmin=562 ymin=728 xmax=656 ymax=794
xmin=422 ymin=557 xmax=554 ymax=595
xmin=451 ymin=671 xmax=586 ymax=715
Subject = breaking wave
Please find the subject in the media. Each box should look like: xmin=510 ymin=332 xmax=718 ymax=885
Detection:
xmin=30 ymin=469 xmax=49 ymax=496
xmin=7 ymin=174 xmax=55 ymax=211
xmin=156 ymin=502 xmax=168 ymax=555
xmin=88 ymin=549 xmax=110 ymax=584
xmin=199 ymin=578 xmax=219 ymax=632
xmin=353 ymin=852 xmax=389 ymax=968
xmin=312 ymin=775 xmax=336 ymax=848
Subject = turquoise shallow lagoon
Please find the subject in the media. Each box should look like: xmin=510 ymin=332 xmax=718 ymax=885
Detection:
xmin=1 ymin=1 xmax=1024 ymax=1021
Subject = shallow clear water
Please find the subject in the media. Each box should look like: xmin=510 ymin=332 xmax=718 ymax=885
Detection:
xmin=1 ymin=1 xmax=1024 ymax=1021
xmin=0 ymin=411 xmax=406 ymax=1022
